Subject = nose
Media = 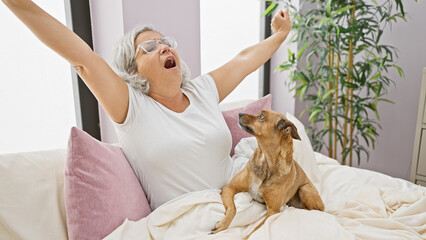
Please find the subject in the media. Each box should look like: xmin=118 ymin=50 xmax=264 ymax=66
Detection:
xmin=159 ymin=43 xmax=171 ymax=54
xmin=239 ymin=113 xmax=245 ymax=118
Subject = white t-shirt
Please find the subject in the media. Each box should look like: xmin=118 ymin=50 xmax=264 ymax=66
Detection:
xmin=113 ymin=74 xmax=233 ymax=210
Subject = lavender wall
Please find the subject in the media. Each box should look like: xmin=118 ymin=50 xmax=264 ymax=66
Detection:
xmin=276 ymin=1 xmax=426 ymax=180
xmin=357 ymin=1 xmax=426 ymax=180
xmin=90 ymin=0 xmax=201 ymax=144
xmin=270 ymin=32 xmax=296 ymax=116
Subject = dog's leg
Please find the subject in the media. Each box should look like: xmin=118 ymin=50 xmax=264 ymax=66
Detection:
xmin=211 ymin=170 xmax=249 ymax=234
xmin=211 ymin=185 xmax=238 ymax=234
xmin=244 ymin=191 xmax=282 ymax=239
xmin=298 ymin=183 xmax=325 ymax=211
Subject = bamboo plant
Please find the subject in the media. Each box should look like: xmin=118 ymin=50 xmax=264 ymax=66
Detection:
xmin=263 ymin=0 xmax=419 ymax=166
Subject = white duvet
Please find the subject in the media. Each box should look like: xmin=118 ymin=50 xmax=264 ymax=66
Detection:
xmin=105 ymin=139 xmax=426 ymax=240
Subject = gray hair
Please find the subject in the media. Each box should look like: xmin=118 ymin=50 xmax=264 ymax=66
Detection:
xmin=111 ymin=24 xmax=191 ymax=94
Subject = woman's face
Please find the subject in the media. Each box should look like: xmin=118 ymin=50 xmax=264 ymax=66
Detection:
xmin=134 ymin=30 xmax=182 ymax=95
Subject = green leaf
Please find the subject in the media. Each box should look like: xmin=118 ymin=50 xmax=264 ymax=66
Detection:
xmin=325 ymin=0 xmax=332 ymax=17
xmin=297 ymin=41 xmax=309 ymax=61
xmin=299 ymin=108 xmax=308 ymax=119
xmin=330 ymin=21 xmax=340 ymax=35
xmin=299 ymin=85 xmax=308 ymax=101
xmin=318 ymin=18 xmax=331 ymax=28
xmin=377 ymin=98 xmax=395 ymax=104
xmin=370 ymin=72 xmax=381 ymax=80
xmin=290 ymin=82 xmax=304 ymax=92
xmin=345 ymin=82 xmax=358 ymax=89
xmin=322 ymin=89 xmax=334 ymax=100
xmin=309 ymin=109 xmax=322 ymax=124
xmin=324 ymin=114 xmax=329 ymax=130
xmin=331 ymin=5 xmax=355 ymax=17
xmin=287 ymin=47 xmax=297 ymax=63
xmin=261 ymin=3 xmax=278 ymax=18
xmin=373 ymin=105 xmax=380 ymax=120
xmin=395 ymin=0 xmax=405 ymax=17
xmin=277 ymin=63 xmax=293 ymax=71
xmin=393 ymin=65 xmax=405 ymax=78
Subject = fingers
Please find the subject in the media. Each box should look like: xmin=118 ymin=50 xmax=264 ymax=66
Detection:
xmin=273 ymin=9 xmax=282 ymax=19
xmin=283 ymin=10 xmax=289 ymax=19
xmin=270 ymin=9 xmax=291 ymax=35
xmin=274 ymin=9 xmax=289 ymax=19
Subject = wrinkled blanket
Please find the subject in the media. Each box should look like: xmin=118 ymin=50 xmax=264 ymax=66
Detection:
xmin=105 ymin=149 xmax=426 ymax=239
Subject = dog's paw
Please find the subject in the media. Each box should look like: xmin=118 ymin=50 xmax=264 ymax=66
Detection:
xmin=211 ymin=221 xmax=226 ymax=234
xmin=210 ymin=221 xmax=219 ymax=234
xmin=314 ymin=201 xmax=325 ymax=211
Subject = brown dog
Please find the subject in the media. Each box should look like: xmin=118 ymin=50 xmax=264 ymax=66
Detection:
xmin=211 ymin=110 xmax=324 ymax=239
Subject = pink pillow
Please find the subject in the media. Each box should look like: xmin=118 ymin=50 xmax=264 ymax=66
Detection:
xmin=65 ymin=127 xmax=151 ymax=240
xmin=222 ymin=94 xmax=272 ymax=156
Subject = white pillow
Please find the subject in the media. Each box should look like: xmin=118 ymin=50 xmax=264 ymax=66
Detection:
xmin=0 ymin=149 xmax=68 ymax=240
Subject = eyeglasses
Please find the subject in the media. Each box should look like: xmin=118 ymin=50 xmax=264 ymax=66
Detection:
xmin=135 ymin=37 xmax=177 ymax=56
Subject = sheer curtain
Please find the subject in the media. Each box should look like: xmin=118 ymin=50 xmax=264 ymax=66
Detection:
xmin=200 ymin=0 xmax=261 ymax=103
xmin=0 ymin=0 xmax=76 ymax=154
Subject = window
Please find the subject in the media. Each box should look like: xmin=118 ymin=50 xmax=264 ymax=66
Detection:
xmin=200 ymin=0 xmax=262 ymax=103
xmin=0 ymin=0 xmax=76 ymax=154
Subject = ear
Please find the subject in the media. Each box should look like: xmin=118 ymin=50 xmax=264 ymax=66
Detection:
xmin=127 ymin=63 xmax=137 ymax=74
xmin=286 ymin=122 xmax=301 ymax=141
xmin=277 ymin=119 xmax=301 ymax=140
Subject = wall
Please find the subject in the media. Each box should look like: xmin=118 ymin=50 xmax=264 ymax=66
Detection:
xmin=270 ymin=26 xmax=296 ymax=116
xmin=287 ymin=1 xmax=426 ymax=180
xmin=90 ymin=0 xmax=201 ymax=144
xmin=357 ymin=1 xmax=426 ymax=180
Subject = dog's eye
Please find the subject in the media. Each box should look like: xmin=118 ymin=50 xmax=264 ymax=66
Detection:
xmin=258 ymin=114 xmax=265 ymax=120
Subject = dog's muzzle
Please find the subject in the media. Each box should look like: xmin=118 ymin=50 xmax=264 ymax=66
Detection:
xmin=238 ymin=113 xmax=255 ymax=135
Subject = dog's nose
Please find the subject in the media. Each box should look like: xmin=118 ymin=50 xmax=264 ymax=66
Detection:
xmin=239 ymin=113 xmax=245 ymax=118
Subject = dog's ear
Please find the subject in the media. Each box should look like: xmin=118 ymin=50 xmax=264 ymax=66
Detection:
xmin=277 ymin=119 xmax=301 ymax=140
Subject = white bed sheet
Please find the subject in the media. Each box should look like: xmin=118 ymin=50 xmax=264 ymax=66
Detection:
xmin=105 ymin=148 xmax=426 ymax=240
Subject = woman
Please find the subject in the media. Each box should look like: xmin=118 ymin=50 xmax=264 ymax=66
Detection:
xmin=2 ymin=0 xmax=291 ymax=210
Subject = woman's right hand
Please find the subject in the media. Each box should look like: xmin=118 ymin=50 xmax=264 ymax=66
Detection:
xmin=2 ymin=0 xmax=129 ymax=124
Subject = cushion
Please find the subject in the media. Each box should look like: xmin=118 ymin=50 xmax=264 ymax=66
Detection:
xmin=0 ymin=149 xmax=68 ymax=240
xmin=222 ymin=94 xmax=272 ymax=156
xmin=65 ymin=127 xmax=151 ymax=240
xmin=285 ymin=113 xmax=322 ymax=188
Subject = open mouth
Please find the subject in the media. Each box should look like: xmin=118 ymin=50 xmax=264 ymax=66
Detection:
xmin=164 ymin=56 xmax=177 ymax=69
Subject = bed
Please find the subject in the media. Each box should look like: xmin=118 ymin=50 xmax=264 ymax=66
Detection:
xmin=104 ymin=134 xmax=426 ymax=240
xmin=0 ymin=97 xmax=425 ymax=240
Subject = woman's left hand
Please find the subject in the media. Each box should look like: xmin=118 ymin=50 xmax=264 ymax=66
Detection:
xmin=271 ymin=10 xmax=291 ymax=36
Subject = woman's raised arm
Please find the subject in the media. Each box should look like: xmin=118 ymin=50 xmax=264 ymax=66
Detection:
xmin=2 ymin=0 xmax=129 ymax=123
